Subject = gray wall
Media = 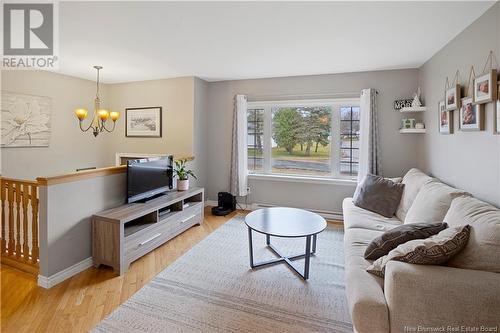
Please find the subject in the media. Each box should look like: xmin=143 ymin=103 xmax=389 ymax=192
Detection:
xmin=1 ymin=71 xmax=111 ymax=179
xmin=206 ymin=69 xmax=419 ymax=213
xmin=39 ymin=173 xmax=126 ymax=277
xmin=192 ymin=77 xmax=209 ymax=189
xmin=418 ymin=2 xmax=500 ymax=207
xmin=106 ymin=77 xmax=196 ymax=167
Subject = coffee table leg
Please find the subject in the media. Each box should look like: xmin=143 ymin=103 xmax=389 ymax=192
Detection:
xmin=304 ymin=235 xmax=312 ymax=280
xmin=312 ymin=234 xmax=317 ymax=254
xmin=266 ymin=234 xmax=271 ymax=245
xmin=248 ymin=227 xmax=254 ymax=268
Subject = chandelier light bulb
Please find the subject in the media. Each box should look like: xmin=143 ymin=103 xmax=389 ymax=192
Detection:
xmin=75 ymin=108 xmax=88 ymax=121
xmin=110 ymin=111 xmax=120 ymax=122
xmin=98 ymin=109 xmax=110 ymax=121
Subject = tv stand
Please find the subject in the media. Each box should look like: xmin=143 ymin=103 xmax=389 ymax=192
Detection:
xmin=92 ymin=187 xmax=204 ymax=275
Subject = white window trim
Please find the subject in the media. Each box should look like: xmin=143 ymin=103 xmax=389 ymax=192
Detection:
xmin=247 ymin=98 xmax=360 ymax=182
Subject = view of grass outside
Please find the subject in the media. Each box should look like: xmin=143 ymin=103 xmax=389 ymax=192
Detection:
xmin=247 ymin=105 xmax=359 ymax=177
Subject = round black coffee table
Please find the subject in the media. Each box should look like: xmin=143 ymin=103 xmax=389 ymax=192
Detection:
xmin=244 ymin=207 xmax=327 ymax=280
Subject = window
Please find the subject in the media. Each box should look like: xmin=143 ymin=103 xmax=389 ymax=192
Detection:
xmin=247 ymin=99 xmax=360 ymax=179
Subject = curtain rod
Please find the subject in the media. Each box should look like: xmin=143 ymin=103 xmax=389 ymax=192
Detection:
xmin=246 ymin=90 xmax=378 ymax=102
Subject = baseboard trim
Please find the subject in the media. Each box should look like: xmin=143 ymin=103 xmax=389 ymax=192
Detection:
xmin=37 ymin=257 xmax=93 ymax=289
xmin=205 ymin=199 xmax=343 ymax=221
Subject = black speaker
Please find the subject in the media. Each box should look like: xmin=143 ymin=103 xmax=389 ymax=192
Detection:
xmin=211 ymin=192 xmax=236 ymax=216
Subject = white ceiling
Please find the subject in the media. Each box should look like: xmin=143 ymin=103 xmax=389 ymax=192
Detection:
xmin=56 ymin=1 xmax=495 ymax=83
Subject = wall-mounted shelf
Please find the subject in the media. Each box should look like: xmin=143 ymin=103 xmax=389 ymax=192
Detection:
xmin=399 ymin=128 xmax=426 ymax=134
xmin=400 ymin=106 xmax=427 ymax=113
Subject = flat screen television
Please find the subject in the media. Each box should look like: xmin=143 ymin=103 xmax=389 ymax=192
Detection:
xmin=127 ymin=156 xmax=174 ymax=203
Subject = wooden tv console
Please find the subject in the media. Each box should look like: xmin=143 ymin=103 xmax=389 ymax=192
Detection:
xmin=92 ymin=187 xmax=204 ymax=275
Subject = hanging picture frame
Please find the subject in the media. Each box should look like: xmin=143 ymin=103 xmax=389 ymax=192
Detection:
xmin=459 ymin=97 xmax=484 ymax=131
xmin=495 ymin=81 xmax=500 ymax=135
xmin=438 ymin=100 xmax=453 ymax=134
xmin=445 ymin=85 xmax=460 ymax=111
xmin=125 ymin=107 xmax=162 ymax=137
xmin=474 ymin=69 xmax=497 ymax=104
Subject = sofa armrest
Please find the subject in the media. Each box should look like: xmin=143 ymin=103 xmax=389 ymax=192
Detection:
xmin=384 ymin=261 xmax=500 ymax=332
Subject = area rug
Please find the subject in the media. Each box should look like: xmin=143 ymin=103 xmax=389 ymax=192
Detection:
xmin=93 ymin=215 xmax=352 ymax=333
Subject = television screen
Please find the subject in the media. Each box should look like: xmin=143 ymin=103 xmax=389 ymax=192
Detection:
xmin=127 ymin=156 xmax=173 ymax=203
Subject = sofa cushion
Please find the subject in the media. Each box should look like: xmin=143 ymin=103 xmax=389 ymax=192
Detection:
xmin=364 ymin=222 xmax=448 ymax=260
xmin=353 ymin=174 xmax=405 ymax=218
xmin=444 ymin=196 xmax=500 ymax=273
xmin=343 ymin=198 xmax=402 ymax=232
xmin=367 ymin=225 xmax=470 ymax=277
xmin=344 ymin=228 xmax=389 ymax=333
xmin=395 ymin=168 xmax=434 ymax=221
xmin=404 ymin=182 xmax=470 ymax=224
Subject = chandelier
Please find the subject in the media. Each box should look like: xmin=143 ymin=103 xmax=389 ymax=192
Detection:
xmin=74 ymin=66 xmax=119 ymax=137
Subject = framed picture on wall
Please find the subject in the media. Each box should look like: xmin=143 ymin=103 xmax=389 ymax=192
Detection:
xmin=473 ymin=70 xmax=497 ymax=104
xmin=459 ymin=97 xmax=484 ymax=131
xmin=125 ymin=107 xmax=162 ymax=137
xmin=438 ymin=100 xmax=453 ymax=134
xmin=445 ymin=84 xmax=460 ymax=111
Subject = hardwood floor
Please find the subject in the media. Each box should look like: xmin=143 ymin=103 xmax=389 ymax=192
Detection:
xmin=1 ymin=208 xmax=241 ymax=333
xmin=1 ymin=208 xmax=342 ymax=333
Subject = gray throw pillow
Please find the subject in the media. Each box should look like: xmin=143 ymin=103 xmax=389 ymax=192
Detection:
xmin=364 ymin=222 xmax=448 ymax=260
xmin=367 ymin=225 xmax=470 ymax=277
xmin=353 ymin=174 xmax=405 ymax=218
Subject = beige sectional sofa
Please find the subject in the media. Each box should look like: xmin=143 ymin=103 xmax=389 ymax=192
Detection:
xmin=343 ymin=168 xmax=500 ymax=333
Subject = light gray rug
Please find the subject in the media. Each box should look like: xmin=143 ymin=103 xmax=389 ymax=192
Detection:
xmin=93 ymin=215 xmax=352 ymax=333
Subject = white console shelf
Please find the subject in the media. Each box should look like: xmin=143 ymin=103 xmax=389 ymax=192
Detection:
xmin=92 ymin=187 xmax=204 ymax=275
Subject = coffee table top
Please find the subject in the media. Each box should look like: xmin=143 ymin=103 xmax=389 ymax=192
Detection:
xmin=244 ymin=207 xmax=327 ymax=238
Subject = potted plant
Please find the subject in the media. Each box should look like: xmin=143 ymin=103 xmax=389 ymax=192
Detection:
xmin=174 ymin=159 xmax=197 ymax=191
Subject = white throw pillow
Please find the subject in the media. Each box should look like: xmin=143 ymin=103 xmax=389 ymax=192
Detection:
xmin=404 ymin=182 xmax=470 ymax=224
xmin=444 ymin=196 xmax=500 ymax=273
xmin=395 ymin=168 xmax=434 ymax=221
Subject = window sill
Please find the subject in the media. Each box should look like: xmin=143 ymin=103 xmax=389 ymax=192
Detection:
xmin=248 ymin=173 xmax=357 ymax=186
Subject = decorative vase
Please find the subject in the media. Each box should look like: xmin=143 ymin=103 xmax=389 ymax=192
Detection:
xmin=177 ymin=179 xmax=189 ymax=191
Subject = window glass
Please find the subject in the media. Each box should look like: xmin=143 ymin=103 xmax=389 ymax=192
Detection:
xmin=247 ymin=108 xmax=264 ymax=172
xmin=270 ymin=106 xmax=332 ymax=176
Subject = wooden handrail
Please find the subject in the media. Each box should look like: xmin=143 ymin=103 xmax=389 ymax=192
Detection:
xmin=37 ymin=155 xmax=195 ymax=186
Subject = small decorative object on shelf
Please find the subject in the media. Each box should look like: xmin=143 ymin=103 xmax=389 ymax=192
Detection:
xmin=401 ymin=118 xmax=416 ymax=129
xmin=411 ymin=87 xmax=422 ymax=107
xmin=174 ymin=159 xmax=197 ymax=191
xmin=415 ymin=123 xmax=425 ymax=130
xmin=394 ymin=98 xmax=413 ymax=110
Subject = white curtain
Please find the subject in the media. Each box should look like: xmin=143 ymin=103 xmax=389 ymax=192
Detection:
xmin=229 ymin=95 xmax=248 ymax=196
xmin=358 ymin=89 xmax=381 ymax=183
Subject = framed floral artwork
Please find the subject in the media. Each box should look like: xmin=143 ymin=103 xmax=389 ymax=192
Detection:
xmin=1 ymin=91 xmax=51 ymax=147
